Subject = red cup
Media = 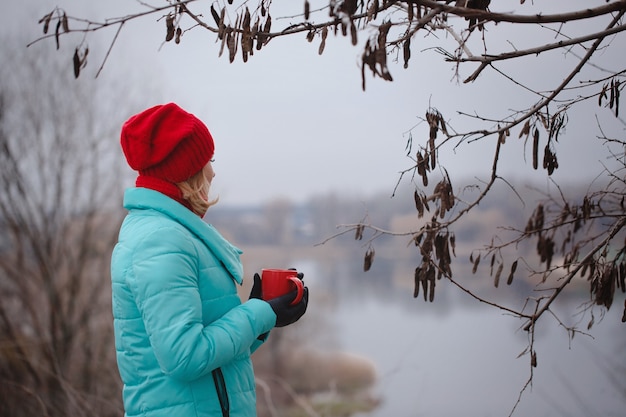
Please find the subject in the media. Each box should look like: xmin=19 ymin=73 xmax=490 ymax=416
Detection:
xmin=261 ymin=269 xmax=304 ymax=306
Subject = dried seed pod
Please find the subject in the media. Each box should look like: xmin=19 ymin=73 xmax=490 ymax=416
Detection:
xmin=73 ymin=48 xmax=80 ymax=78
xmin=438 ymin=233 xmax=452 ymax=278
xmin=416 ymin=151 xmax=429 ymax=187
xmin=62 ymin=12 xmax=69 ymax=32
xmin=355 ymin=224 xmax=364 ymax=241
xmin=429 ymin=269 xmax=436 ymax=302
xmin=472 ymin=253 xmax=481 ymax=274
xmin=543 ymin=144 xmax=558 ymax=175
xmin=507 ymin=260 xmax=517 ymax=285
xmin=40 ymin=11 xmax=53 ymax=34
xmin=439 ymin=115 xmax=448 ymax=136
xmin=519 ymin=120 xmax=530 ymax=138
xmin=445 ymin=181 xmax=454 ymax=211
xmin=449 ymin=234 xmax=456 ymax=256
xmin=414 ymin=190 xmax=424 ymax=218
xmin=318 ymin=26 xmax=328 ymax=55
xmin=493 ymin=262 xmax=503 ymax=288
xmin=532 ymin=128 xmax=539 ymax=169
xmin=165 ymin=14 xmax=175 ymax=42
xmin=218 ymin=28 xmax=227 ymax=57
xmin=350 ymin=20 xmax=358 ymax=46
xmin=416 ymin=151 xmax=425 ymax=176
xmin=241 ymin=8 xmax=252 ymax=60
xmin=413 ymin=267 xmax=421 ymax=298
xmin=227 ymin=30 xmax=237 ymax=63
xmin=422 ymin=194 xmax=430 ymax=213
xmin=243 ymin=7 xmax=251 ymax=31
xmin=55 ymin=19 xmax=61 ymax=49
xmin=429 ymin=136 xmax=436 ymax=170
xmin=498 ymin=130 xmax=506 ymax=144
xmin=211 ymin=5 xmax=221 ymax=26
xmin=264 ymin=15 xmax=272 ymax=33
xmin=434 ymin=234 xmax=445 ymax=262
xmin=403 ymin=38 xmax=411 ymax=69
xmin=218 ymin=7 xmax=226 ymax=39
xmin=615 ymin=80 xmax=620 ymax=117
xmin=363 ymin=247 xmax=375 ymax=272
xmin=341 ymin=20 xmax=348 ymax=37
xmin=599 ymin=83 xmax=608 ymax=106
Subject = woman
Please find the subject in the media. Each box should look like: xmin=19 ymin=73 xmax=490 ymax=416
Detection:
xmin=110 ymin=103 xmax=309 ymax=417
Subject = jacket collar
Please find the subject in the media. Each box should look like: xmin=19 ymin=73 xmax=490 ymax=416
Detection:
xmin=123 ymin=187 xmax=244 ymax=285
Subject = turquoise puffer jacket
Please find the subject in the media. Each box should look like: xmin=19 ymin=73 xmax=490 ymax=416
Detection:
xmin=111 ymin=188 xmax=276 ymax=417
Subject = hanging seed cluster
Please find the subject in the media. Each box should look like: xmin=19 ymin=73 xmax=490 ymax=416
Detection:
xmin=361 ymin=22 xmax=393 ymax=91
xmin=588 ymin=262 xmax=624 ymax=310
xmin=162 ymin=1 xmax=275 ymax=64
xmin=39 ymin=8 xmax=69 ymax=51
xmin=413 ymin=226 xmax=455 ymax=302
xmin=598 ymin=78 xmax=622 ymax=117
xmin=210 ymin=3 xmax=272 ymax=63
xmin=414 ymin=109 xmax=447 ymax=187
xmin=410 ymin=110 xmax=455 ymax=302
xmin=518 ymin=111 xmax=566 ymax=176
xmin=582 ymin=246 xmax=626 ymax=316
xmin=354 ymin=224 xmax=376 ymax=272
xmin=36 ymin=0 xmax=501 ymax=83
xmin=519 ymin=193 xmax=626 ymax=324
xmin=355 ymin=106 xmax=457 ymax=302
xmin=38 ymin=8 xmax=89 ymax=78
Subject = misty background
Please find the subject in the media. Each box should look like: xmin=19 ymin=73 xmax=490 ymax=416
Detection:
xmin=1 ymin=1 xmax=625 ymax=417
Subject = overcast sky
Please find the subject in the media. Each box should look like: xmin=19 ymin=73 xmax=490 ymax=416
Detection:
xmin=5 ymin=0 xmax=625 ymax=206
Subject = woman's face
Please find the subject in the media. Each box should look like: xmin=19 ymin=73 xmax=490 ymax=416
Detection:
xmin=203 ymin=161 xmax=215 ymax=185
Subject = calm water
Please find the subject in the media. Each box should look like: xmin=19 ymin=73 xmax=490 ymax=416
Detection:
xmin=302 ymin=258 xmax=626 ymax=417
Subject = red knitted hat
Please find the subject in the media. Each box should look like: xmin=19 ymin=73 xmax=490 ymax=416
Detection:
xmin=120 ymin=103 xmax=215 ymax=183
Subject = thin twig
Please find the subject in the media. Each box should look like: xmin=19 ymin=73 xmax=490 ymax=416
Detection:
xmin=95 ymin=21 xmax=124 ymax=78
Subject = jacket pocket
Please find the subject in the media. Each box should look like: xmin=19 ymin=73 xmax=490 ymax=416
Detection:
xmin=212 ymin=368 xmax=230 ymax=417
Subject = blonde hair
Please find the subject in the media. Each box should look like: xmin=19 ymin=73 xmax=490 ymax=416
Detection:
xmin=177 ymin=166 xmax=218 ymax=216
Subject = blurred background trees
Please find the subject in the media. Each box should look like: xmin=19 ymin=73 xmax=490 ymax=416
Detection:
xmin=0 ymin=39 xmax=134 ymax=416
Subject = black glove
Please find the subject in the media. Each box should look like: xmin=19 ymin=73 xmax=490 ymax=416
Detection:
xmin=266 ymin=286 xmax=309 ymax=328
xmin=249 ymin=273 xmax=263 ymax=300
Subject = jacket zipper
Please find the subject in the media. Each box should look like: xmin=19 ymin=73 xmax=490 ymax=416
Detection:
xmin=212 ymin=368 xmax=230 ymax=417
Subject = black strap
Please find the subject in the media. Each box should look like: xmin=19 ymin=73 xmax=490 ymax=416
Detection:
xmin=212 ymin=368 xmax=230 ymax=417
